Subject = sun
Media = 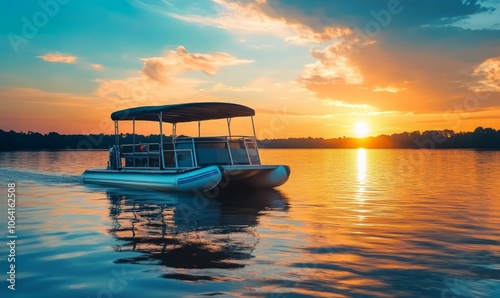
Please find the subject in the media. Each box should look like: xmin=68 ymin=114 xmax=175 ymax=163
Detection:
xmin=354 ymin=121 xmax=370 ymax=138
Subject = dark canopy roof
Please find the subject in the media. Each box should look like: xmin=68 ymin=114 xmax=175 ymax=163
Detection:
xmin=111 ymin=102 xmax=255 ymax=123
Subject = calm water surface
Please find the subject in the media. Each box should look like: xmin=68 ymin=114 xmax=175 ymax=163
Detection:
xmin=0 ymin=149 xmax=499 ymax=297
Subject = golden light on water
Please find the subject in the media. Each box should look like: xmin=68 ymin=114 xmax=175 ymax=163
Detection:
xmin=357 ymin=148 xmax=367 ymax=184
xmin=356 ymin=147 xmax=367 ymax=218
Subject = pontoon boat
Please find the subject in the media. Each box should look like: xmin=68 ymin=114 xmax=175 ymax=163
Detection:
xmin=81 ymin=102 xmax=290 ymax=192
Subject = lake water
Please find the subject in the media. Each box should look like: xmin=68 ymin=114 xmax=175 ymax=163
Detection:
xmin=0 ymin=149 xmax=499 ymax=297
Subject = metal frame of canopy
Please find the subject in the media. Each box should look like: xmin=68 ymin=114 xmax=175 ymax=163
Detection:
xmin=111 ymin=103 xmax=259 ymax=169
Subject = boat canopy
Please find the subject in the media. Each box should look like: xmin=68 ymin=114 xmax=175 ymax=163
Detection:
xmin=111 ymin=102 xmax=255 ymax=123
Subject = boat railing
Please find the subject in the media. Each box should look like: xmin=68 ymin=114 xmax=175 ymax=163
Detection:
xmin=119 ymin=135 xmax=260 ymax=169
xmin=175 ymin=135 xmax=261 ymax=166
xmin=121 ymin=143 xmax=162 ymax=169
xmin=162 ymin=148 xmax=195 ymax=169
xmin=120 ymin=142 xmax=195 ymax=169
xmin=175 ymin=135 xmax=257 ymax=141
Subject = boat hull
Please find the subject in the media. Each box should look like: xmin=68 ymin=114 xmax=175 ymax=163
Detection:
xmin=81 ymin=165 xmax=290 ymax=192
xmin=222 ymin=165 xmax=290 ymax=188
xmin=81 ymin=166 xmax=223 ymax=192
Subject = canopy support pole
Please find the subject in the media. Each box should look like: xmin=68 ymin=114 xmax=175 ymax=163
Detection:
xmin=132 ymin=116 xmax=136 ymax=167
xmin=159 ymin=112 xmax=163 ymax=169
xmin=227 ymin=118 xmax=232 ymax=138
xmin=226 ymin=118 xmax=234 ymax=165
xmin=172 ymin=123 xmax=177 ymax=168
xmin=198 ymin=121 xmax=201 ymax=137
xmin=114 ymin=120 xmax=119 ymax=146
xmin=251 ymin=116 xmax=256 ymax=138
xmin=114 ymin=120 xmax=121 ymax=168
xmin=132 ymin=117 xmax=136 ymax=145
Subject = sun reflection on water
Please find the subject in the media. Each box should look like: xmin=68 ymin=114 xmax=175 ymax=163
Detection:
xmin=357 ymin=148 xmax=367 ymax=184
xmin=356 ymin=148 xmax=367 ymax=212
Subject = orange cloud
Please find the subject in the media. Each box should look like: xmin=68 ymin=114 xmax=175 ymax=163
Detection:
xmin=37 ymin=52 xmax=77 ymax=63
xmin=298 ymin=40 xmax=500 ymax=114
xmin=373 ymin=86 xmax=407 ymax=93
xmin=164 ymin=0 xmax=500 ymax=117
xmin=96 ymin=46 xmax=253 ymax=104
xmin=95 ymin=75 xmax=206 ymax=105
xmin=141 ymin=46 xmax=253 ymax=82
xmin=169 ymin=0 xmax=351 ymax=44
xmin=209 ymin=83 xmax=263 ymax=92
xmin=472 ymin=56 xmax=500 ymax=92
xmin=90 ymin=63 xmax=105 ymax=71
xmin=300 ymin=44 xmax=364 ymax=85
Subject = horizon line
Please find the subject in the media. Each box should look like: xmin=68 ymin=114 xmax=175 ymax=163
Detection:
xmin=1 ymin=126 xmax=498 ymax=140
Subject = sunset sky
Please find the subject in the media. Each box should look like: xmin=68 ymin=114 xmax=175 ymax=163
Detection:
xmin=1 ymin=0 xmax=499 ymax=138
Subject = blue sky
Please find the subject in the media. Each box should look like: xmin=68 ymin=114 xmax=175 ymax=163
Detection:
xmin=1 ymin=0 xmax=499 ymax=137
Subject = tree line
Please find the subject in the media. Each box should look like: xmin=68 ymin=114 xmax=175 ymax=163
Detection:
xmin=260 ymin=127 xmax=500 ymax=149
xmin=0 ymin=127 xmax=499 ymax=150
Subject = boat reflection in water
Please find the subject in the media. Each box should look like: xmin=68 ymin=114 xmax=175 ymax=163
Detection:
xmin=106 ymin=189 xmax=288 ymax=281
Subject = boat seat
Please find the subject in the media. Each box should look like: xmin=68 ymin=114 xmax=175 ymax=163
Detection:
xmin=162 ymin=143 xmax=175 ymax=167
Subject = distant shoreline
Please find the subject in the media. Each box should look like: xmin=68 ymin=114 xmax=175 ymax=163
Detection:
xmin=1 ymin=127 xmax=499 ymax=150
